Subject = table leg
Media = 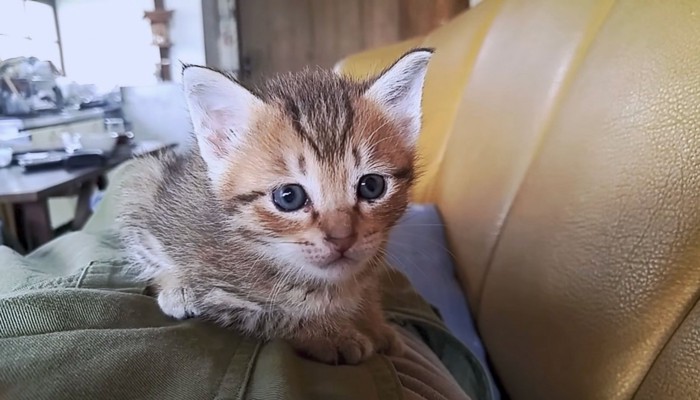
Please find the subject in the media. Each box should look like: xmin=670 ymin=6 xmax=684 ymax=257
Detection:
xmin=0 ymin=221 xmax=26 ymax=254
xmin=72 ymin=180 xmax=95 ymax=231
xmin=18 ymin=200 xmax=53 ymax=251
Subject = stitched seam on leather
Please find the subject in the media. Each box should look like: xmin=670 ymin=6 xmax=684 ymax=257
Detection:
xmin=425 ymin=0 xmax=506 ymax=202
xmin=474 ymin=0 xmax=619 ymax=320
xmin=631 ymin=289 xmax=700 ymax=399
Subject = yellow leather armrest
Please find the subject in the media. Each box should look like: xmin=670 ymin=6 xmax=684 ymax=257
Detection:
xmin=333 ymin=37 xmax=424 ymax=80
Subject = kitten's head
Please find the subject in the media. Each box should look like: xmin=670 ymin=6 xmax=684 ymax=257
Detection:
xmin=183 ymin=49 xmax=432 ymax=282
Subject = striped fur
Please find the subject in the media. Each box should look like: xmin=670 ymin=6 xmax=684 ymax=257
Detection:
xmin=117 ymin=49 xmax=432 ymax=364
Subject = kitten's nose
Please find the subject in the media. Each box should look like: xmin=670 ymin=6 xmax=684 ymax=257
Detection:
xmin=325 ymin=234 xmax=357 ymax=254
xmin=320 ymin=209 xmax=357 ymax=253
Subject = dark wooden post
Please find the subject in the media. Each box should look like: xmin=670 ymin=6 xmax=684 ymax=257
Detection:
xmin=144 ymin=0 xmax=174 ymax=81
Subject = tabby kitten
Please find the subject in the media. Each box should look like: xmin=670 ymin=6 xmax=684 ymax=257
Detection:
xmin=117 ymin=49 xmax=433 ymax=364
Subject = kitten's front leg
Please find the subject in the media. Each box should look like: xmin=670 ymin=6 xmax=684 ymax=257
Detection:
xmin=359 ymin=301 xmax=405 ymax=358
xmin=290 ymin=302 xmax=404 ymax=365
xmin=156 ymin=285 xmax=200 ymax=319
xmin=290 ymin=322 xmax=375 ymax=365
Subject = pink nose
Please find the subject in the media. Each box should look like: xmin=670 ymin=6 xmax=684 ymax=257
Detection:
xmin=325 ymin=234 xmax=357 ymax=254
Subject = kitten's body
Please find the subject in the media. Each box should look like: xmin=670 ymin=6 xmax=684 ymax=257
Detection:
xmin=118 ymin=51 xmax=432 ymax=364
xmin=119 ymin=150 xmax=386 ymax=354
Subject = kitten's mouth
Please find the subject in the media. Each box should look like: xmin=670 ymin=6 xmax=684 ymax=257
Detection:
xmin=321 ymin=254 xmax=356 ymax=269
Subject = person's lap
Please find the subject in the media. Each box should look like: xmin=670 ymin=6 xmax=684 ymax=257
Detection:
xmin=0 ymin=162 xmax=493 ymax=400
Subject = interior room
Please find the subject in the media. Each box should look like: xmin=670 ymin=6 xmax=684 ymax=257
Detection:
xmin=1 ymin=1 xmax=699 ymax=399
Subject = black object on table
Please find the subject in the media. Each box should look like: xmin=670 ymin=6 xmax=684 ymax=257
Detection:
xmin=18 ymin=151 xmax=107 ymax=172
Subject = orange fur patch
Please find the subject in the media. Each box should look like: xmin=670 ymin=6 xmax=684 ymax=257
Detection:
xmin=217 ymin=90 xmax=415 ymax=243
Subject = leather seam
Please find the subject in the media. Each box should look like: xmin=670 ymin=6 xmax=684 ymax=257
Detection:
xmin=474 ymin=0 xmax=619 ymax=320
xmin=425 ymin=0 xmax=506 ymax=202
xmin=630 ymin=288 xmax=700 ymax=399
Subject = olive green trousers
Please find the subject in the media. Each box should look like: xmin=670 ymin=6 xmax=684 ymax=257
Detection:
xmin=0 ymin=163 xmax=492 ymax=400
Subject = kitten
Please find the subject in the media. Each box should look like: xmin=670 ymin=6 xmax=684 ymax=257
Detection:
xmin=117 ymin=48 xmax=433 ymax=365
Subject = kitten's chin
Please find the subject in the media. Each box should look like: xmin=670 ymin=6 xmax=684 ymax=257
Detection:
xmin=303 ymin=256 xmax=367 ymax=283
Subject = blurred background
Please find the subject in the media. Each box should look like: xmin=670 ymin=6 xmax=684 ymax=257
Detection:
xmin=0 ymin=0 xmax=472 ymax=251
xmin=1 ymin=0 xmax=474 ymax=148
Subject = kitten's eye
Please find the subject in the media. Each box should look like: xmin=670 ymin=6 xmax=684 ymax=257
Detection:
xmin=357 ymin=174 xmax=386 ymax=201
xmin=272 ymin=184 xmax=308 ymax=211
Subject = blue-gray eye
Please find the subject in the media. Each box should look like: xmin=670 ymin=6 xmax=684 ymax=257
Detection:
xmin=272 ymin=184 xmax=308 ymax=211
xmin=358 ymin=174 xmax=386 ymax=200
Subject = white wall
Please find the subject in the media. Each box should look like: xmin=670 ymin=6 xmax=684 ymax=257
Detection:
xmin=120 ymin=83 xmax=194 ymax=149
xmin=168 ymin=0 xmax=207 ymax=79
xmin=56 ymin=0 xmax=206 ymax=91
xmin=56 ymin=0 xmax=156 ymax=92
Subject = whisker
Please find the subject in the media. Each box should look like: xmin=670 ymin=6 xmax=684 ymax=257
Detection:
xmin=378 ymin=247 xmax=458 ymax=298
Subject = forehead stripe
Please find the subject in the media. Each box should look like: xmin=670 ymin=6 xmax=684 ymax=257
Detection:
xmin=341 ymin=91 xmax=354 ymax=147
xmin=283 ymin=96 xmax=322 ymax=158
xmin=391 ymin=167 xmax=414 ymax=182
xmin=235 ymin=191 xmax=265 ymax=204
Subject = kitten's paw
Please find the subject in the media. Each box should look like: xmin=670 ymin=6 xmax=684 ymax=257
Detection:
xmin=373 ymin=323 xmax=405 ymax=357
xmin=336 ymin=330 xmax=375 ymax=364
xmin=157 ymin=288 xmax=198 ymax=319
xmin=295 ymin=329 xmax=374 ymax=365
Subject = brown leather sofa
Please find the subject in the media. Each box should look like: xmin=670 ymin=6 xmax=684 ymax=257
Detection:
xmin=336 ymin=1 xmax=700 ymax=399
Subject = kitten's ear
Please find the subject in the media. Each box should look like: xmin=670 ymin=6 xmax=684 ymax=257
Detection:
xmin=365 ymin=49 xmax=433 ymax=145
xmin=182 ymin=65 xmax=263 ymax=184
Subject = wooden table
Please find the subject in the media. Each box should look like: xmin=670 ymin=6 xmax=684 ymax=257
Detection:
xmin=0 ymin=140 xmax=176 ymax=252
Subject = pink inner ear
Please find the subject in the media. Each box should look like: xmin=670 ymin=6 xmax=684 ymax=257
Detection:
xmin=204 ymin=131 xmax=230 ymax=158
xmin=202 ymin=109 xmax=234 ymax=158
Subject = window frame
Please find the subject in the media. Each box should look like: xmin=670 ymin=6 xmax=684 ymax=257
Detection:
xmin=0 ymin=0 xmax=65 ymax=74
